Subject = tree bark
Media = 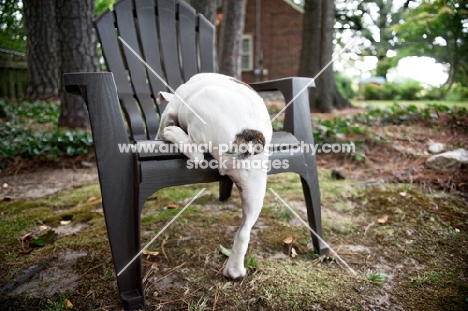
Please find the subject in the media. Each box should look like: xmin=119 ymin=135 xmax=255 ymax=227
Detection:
xmin=56 ymin=0 xmax=98 ymax=129
xmin=299 ymin=0 xmax=351 ymax=112
xmin=23 ymin=0 xmax=59 ymax=100
xmin=191 ymin=0 xmax=217 ymax=25
xmin=218 ymin=0 xmax=247 ymax=79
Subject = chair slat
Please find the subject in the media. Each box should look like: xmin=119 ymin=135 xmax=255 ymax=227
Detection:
xmin=114 ymin=0 xmax=159 ymax=139
xmin=95 ymin=9 xmax=146 ymax=140
xmin=177 ymin=1 xmax=198 ymax=80
xmin=197 ymin=14 xmax=215 ymax=73
xmin=95 ymin=10 xmax=133 ymax=95
xmin=135 ymin=0 xmax=167 ymax=95
xmin=157 ymin=0 xmax=182 ymax=89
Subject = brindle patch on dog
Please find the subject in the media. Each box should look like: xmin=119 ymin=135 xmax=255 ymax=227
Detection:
xmin=233 ymin=129 xmax=266 ymax=159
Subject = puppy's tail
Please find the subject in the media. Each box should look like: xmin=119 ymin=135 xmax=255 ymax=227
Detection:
xmin=229 ymin=129 xmax=266 ymax=160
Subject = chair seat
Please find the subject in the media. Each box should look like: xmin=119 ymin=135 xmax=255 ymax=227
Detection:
xmin=137 ymin=131 xmax=300 ymax=160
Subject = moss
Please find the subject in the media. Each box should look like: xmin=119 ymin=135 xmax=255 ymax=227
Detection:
xmin=1 ymin=172 xmax=467 ymax=310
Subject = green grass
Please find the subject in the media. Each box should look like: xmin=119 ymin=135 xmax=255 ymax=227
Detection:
xmin=1 ymin=168 xmax=468 ymax=310
xmin=409 ymin=271 xmax=438 ymax=285
xmin=366 ymin=273 xmax=388 ymax=284
xmin=40 ymin=294 xmax=70 ymax=311
xmin=352 ymin=99 xmax=468 ymax=109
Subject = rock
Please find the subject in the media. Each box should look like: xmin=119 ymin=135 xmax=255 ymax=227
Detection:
xmin=427 ymin=142 xmax=445 ymax=154
xmin=426 ymin=148 xmax=468 ymax=171
xmin=331 ymin=169 xmax=346 ymax=180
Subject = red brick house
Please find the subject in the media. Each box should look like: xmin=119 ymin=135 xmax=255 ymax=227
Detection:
xmin=238 ymin=0 xmax=304 ymax=83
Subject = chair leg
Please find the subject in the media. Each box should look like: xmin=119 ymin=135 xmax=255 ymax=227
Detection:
xmin=219 ymin=179 xmax=233 ymax=201
xmin=100 ymin=167 xmax=145 ymax=310
xmin=300 ymin=169 xmax=329 ymax=256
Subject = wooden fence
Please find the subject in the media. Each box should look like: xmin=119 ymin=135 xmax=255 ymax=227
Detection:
xmin=0 ymin=49 xmax=27 ymax=99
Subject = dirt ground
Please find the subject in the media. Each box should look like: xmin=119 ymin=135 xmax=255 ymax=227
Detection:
xmin=0 ymin=104 xmax=467 ymax=311
xmin=0 ymin=166 xmax=98 ymax=200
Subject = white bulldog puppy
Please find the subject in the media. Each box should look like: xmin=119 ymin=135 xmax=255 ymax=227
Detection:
xmin=156 ymin=73 xmax=272 ymax=279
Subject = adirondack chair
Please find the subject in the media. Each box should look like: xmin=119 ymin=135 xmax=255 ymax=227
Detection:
xmin=63 ymin=0 xmax=327 ymax=309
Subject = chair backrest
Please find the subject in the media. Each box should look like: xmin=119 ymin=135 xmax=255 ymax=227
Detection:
xmin=95 ymin=0 xmax=216 ymax=140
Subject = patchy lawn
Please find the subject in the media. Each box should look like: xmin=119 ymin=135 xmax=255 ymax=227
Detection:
xmin=1 ymin=175 xmax=467 ymax=310
xmin=1 ymin=101 xmax=467 ymax=310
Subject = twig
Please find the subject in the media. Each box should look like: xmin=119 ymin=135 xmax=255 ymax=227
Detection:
xmin=212 ymin=284 xmax=220 ymax=311
xmin=158 ymin=286 xmax=203 ymax=305
xmin=0 ymin=256 xmax=56 ymax=295
xmin=364 ymin=222 xmax=375 ymax=235
xmin=13 ymin=161 xmax=23 ymax=178
xmin=142 ymin=263 xmax=158 ymax=284
xmin=161 ymin=234 xmax=169 ymax=261
xmin=156 ymin=262 xmax=186 ymax=283
xmin=64 ymin=264 xmax=102 ymax=286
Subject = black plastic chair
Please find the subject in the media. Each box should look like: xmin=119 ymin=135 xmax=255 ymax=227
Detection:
xmin=63 ymin=0 xmax=327 ymax=310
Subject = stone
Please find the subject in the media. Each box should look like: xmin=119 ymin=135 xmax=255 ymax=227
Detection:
xmin=427 ymin=142 xmax=445 ymax=154
xmin=426 ymin=148 xmax=468 ymax=171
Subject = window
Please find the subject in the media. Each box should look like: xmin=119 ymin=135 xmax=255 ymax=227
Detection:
xmin=241 ymin=34 xmax=253 ymax=71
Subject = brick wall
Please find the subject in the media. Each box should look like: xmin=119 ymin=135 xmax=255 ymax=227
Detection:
xmin=241 ymin=0 xmax=303 ymax=83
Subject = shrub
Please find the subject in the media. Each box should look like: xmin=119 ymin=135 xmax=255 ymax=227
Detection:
xmin=398 ymin=79 xmax=424 ymax=100
xmin=363 ymin=83 xmax=381 ymax=100
xmin=380 ymin=82 xmax=398 ymax=100
xmin=420 ymin=86 xmax=444 ymax=100
xmin=335 ymin=72 xmax=356 ymax=99
xmin=363 ymin=79 xmax=426 ymax=100
xmin=446 ymin=84 xmax=468 ymax=101
xmin=0 ymin=99 xmax=93 ymax=160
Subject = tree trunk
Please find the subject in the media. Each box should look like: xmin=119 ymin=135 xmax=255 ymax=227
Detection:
xmin=218 ymin=0 xmax=247 ymax=79
xmin=23 ymin=0 xmax=59 ymax=100
xmin=299 ymin=0 xmax=351 ymax=112
xmin=56 ymin=0 xmax=98 ymax=129
xmin=191 ymin=0 xmax=217 ymax=25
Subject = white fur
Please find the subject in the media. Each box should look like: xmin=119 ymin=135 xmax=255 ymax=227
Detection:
xmin=156 ymin=73 xmax=272 ymax=279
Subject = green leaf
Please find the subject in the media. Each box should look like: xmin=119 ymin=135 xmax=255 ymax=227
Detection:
xmin=29 ymin=230 xmax=58 ymax=248
xmin=219 ymin=244 xmax=231 ymax=257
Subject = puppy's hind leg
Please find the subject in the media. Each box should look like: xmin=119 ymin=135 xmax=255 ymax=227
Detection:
xmin=223 ymin=167 xmax=267 ymax=279
xmin=163 ymin=126 xmax=204 ymax=163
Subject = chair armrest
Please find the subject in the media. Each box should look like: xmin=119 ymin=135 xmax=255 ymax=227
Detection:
xmin=249 ymin=77 xmax=316 ymax=145
xmin=63 ymin=72 xmax=131 ymax=152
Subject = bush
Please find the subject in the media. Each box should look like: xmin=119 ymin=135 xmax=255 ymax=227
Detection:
xmin=0 ymin=99 xmax=93 ymax=160
xmin=420 ymin=86 xmax=444 ymax=100
xmin=446 ymin=84 xmax=468 ymax=101
xmin=398 ymin=79 xmax=424 ymax=100
xmin=362 ymin=79 xmax=425 ymax=100
xmin=363 ymin=83 xmax=381 ymax=100
xmin=380 ymin=83 xmax=398 ymax=100
xmin=335 ymin=72 xmax=356 ymax=99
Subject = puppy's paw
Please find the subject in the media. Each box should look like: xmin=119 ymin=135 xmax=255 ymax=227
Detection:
xmin=223 ymin=266 xmax=246 ymax=279
xmin=162 ymin=126 xmax=181 ymax=142
xmin=223 ymin=261 xmax=246 ymax=279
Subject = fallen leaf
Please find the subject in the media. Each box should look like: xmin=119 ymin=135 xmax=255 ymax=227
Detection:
xmin=142 ymin=249 xmax=160 ymax=257
xmin=219 ymin=244 xmax=231 ymax=257
xmin=29 ymin=230 xmax=58 ymax=247
xmin=167 ymin=204 xmax=178 ymax=209
xmin=87 ymin=196 xmax=98 ymax=203
xmin=378 ymin=215 xmax=389 ymax=224
xmin=291 ymin=247 xmax=298 ymax=258
xmin=20 ymin=232 xmax=33 ymax=241
xmin=66 ymin=299 xmax=73 ymax=308
xmin=19 ymin=248 xmax=34 ymax=255
xmin=283 ymin=236 xmax=293 ymax=244
xmin=39 ymin=225 xmax=51 ymax=233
